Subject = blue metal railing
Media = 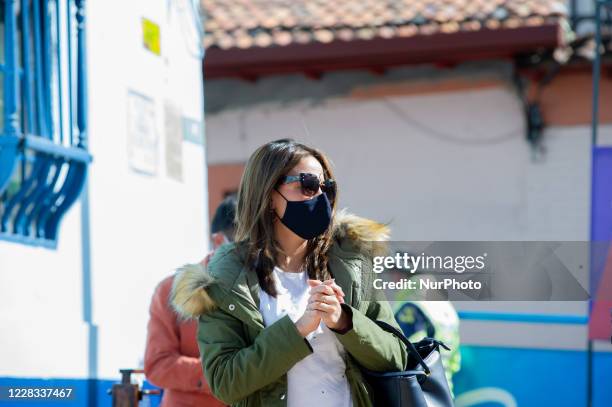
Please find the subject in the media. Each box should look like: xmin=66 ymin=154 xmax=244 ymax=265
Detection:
xmin=0 ymin=0 xmax=91 ymax=248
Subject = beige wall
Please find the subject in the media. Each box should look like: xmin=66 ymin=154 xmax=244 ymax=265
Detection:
xmin=208 ymin=162 xmax=244 ymax=220
xmin=205 ymin=77 xmax=608 ymax=241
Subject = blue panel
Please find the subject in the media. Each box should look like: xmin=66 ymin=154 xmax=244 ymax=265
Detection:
xmin=589 ymin=147 xmax=612 ymax=340
xmin=0 ymin=377 xmax=163 ymax=407
xmin=454 ymin=346 xmax=587 ymax=407
xmin=593 ymin=350 xmax=612 ymax=407
xmin=590 ymin=147 xmax=612 ymax=287
xmin=458 ymin=311 xmax=588 ymax=325
xmin=0 ymin=350 xmax=608 ymax=407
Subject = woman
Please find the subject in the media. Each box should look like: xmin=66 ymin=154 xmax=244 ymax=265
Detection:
xmin=171 ymin=139 xmax=407 ymax=407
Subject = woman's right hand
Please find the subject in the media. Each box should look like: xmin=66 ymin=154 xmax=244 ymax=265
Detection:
xmin=295 ymin=305 xmax=322 ymax=337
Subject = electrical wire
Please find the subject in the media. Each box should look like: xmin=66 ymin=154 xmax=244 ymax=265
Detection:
xmin=381 ymin=97 xmax=525 ymax=146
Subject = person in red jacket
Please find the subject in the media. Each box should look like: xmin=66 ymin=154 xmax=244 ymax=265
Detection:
xmin=144 ymin=195 xmax=236 ymax=407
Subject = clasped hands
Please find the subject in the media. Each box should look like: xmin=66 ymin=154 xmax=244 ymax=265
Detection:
xmin=295 ymin=278 xmax=351 ymax=337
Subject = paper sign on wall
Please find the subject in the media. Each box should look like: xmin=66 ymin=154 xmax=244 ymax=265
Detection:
xmin=127 ymin=90 xmax=158 ymax=176
xmin=164 ymin=101 xmax=183 ymax=182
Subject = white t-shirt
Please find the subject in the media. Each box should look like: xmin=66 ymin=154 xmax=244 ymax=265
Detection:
xmin=259 ymin=266 xmax=353 ymax=407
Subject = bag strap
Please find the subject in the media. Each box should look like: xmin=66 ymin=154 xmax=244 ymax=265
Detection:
xmin=373 ymin=320 xmax=431 ymax=375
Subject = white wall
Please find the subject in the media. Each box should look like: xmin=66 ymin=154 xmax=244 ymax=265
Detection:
xmin=0 ymin=204 xmax=88 ymax=377
xmin=0 ymin=0 xmax=207 ymax=382
xmin=87 ymin=0 xmax=207 ymax=380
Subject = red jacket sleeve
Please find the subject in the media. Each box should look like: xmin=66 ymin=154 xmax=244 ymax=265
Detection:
xmin=144 ymin=276 xmax=213 ymax=394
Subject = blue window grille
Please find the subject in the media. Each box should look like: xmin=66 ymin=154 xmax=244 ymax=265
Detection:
xmin=0 ymin=0 xmax=91 ymax=248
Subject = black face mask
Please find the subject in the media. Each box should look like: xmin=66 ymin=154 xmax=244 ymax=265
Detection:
xmin=275 ymin=190 xmax=332 ymax=240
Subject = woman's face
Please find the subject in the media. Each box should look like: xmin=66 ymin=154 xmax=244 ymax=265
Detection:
xmin=272 ymin=155 xmax=324 ymax=218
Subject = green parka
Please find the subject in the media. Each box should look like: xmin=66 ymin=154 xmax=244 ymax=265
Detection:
xmin=170 ymin=210 xmax=408 ymax=407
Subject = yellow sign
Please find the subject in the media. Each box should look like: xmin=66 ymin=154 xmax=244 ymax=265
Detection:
xmin=142 ymin=18 xmax=160 ymax=55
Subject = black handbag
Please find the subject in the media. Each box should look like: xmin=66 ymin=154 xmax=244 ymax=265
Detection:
xmin=360 ymin=320 xmax=455 ymax=407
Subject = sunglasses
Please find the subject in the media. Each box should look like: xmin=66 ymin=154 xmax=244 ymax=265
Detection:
xmin=279 ymin=172 xmax=336 ymax=200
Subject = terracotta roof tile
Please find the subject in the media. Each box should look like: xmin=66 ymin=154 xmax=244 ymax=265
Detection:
xmin=200 ymin=0 xmax=568 ymax=50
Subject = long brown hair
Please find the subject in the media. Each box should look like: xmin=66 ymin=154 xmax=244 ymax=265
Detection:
xmin=234 ymin=139 xmax=338 ymax=297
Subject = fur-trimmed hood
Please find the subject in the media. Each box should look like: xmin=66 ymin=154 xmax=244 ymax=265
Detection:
xmin=170 ymin=209 xmax=390 ymax=321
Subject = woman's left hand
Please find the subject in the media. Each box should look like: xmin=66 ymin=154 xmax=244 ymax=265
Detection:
xmin=307 ymin=279 xmax=351 ymax=331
